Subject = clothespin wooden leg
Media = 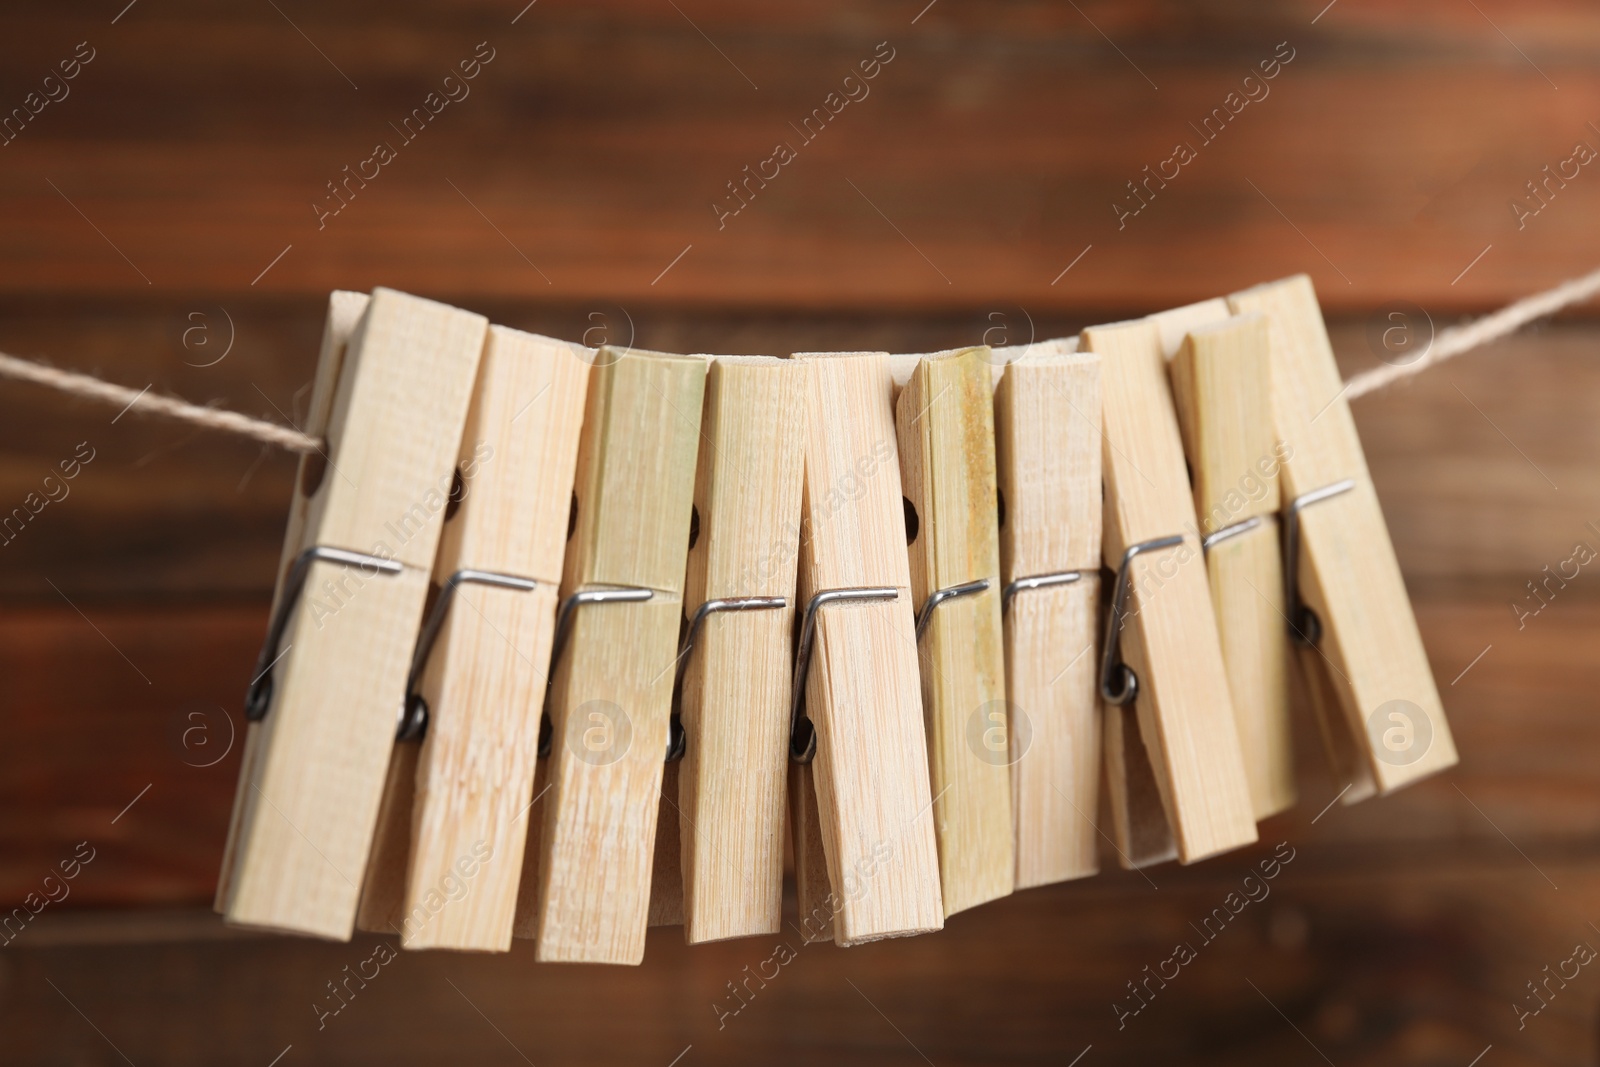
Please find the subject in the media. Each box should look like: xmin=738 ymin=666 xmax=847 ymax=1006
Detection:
xmin=1081 ymin=318 xmax=1258 ymax=867
xmin=992 ymin=338 xmax=1103 ymax=888
xmin=651 ymin=356 xmax=805 ymax=944
xmin=786 ymin=351 xmax=944 ymax=945
xmin=355 ymin=326 xmax=591 ymax=950
xmin=1164 ymin=311 xmax=1296 ymax=820
xmin=215 ymin=290 xmax=371 ymax=920
xmin=789 ymin=759 xmax=837 ymax=944
xmin=895 ymin=346 xmax=1013 ymax=916
xmin=1228 ymin=276 xmax=1457 ymax=797
xmin=518 ymin=345 xmax=707 ymax=965
xmin=648 ymin=760 xmax=685 ymax=927
xmin=217 ymin=289 xmax=488 ymax=939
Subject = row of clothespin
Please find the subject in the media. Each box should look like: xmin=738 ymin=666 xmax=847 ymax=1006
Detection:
xmin=214 ymin=275 xmax=1458 ymax=964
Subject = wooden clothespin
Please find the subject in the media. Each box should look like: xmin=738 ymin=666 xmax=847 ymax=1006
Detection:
xmin=1154 ymin=304 xmax=1296 ymax=821
xmin=1228 ymin=275 xmax=1457 ymax=798
xmin=644 ymin=355 xmax=805 ymax=943
xmin=787 ymin=351 xmax=944 ymax=945
xmin=217 ymin=288 xmax=487 ymax=938
xmin=1080 ymin=318 xmax=1257 ymax=867
xmin=894 ymin=346 xmax=1013 ymax=916
xmin=355 ymin=326 xmax=591 ymax=950
xmin=991 ymin=337 xmax=1104 ymax=889
xmin=513 ymin=344 xmax=707 ymax=965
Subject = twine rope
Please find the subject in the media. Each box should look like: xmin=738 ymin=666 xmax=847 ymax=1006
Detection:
xmin=0 ymin=349 xmax=321 ymax=454
xmin=1342 ymin=262 xmax=1600 ymax=400
xmin=4 ymin=267 xmax=1599 ymax=454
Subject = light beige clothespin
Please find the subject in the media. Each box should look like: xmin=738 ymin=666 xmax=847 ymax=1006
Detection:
xmin=1155 ymin=305 xmax=1296 ymax=821
xmin=991 ymin=337 xmax=1104 ymax=889
xmin=787 ymin=351 xmax=944 ymax=945
xmin=894 ymin=346 xmax=1013 ymax=916
xmin=1228 ymin=275 xmax=1457 ymax=798
xmin=511 ymin=344 xmax=707 ymax=965
xmin=1080 ymin=317 xmax=1257 ymax=867
xmin=355 ymin=326 xmax=591 ymax=950
xmin=217 ymin=288 xmax=487 ymax=939
xmin=645 ymin=355 xmax=805 ymax=943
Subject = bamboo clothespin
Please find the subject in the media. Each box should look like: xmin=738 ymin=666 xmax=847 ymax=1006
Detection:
xmin=1156 ymin=307 xmax=1296 ymax=821
xmin=216 ymin=288 xmax=488 ymax=938
xmin=894 ymin=346 xmax=1013 ymax=916
xmin=991 ymin=337 xmax=1104 ymax=889
xmin=645 ymin=355 xmax=805 ymax=942
xmin=1228 ymin=275 xmax=1458 ymax=798
xmin=355 ymin=327 xmax=592 ymax=950
xmin=512 ymin=344 xmax=707 ymax=965
xmin=1080 ymin=318 xmax=1257 ymax=867
xmin=787 ymin=351 xmax=944 ymax=945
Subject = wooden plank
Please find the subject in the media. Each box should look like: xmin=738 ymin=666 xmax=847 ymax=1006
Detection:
xmin=666 ymin=355 xmax=805 ymax=944
xmin=789 ymin=351 xmax=944 ymax=945
xmin=1080 ymin=318 xmax=1257 ymax=866
xmin=7 ymin=855 xmax=1598 ymax=1066
xmin=7 ymin=3 xmax=1600 ymax=312
xmin=522 ymin=344 xmax=706 ymax=964
xmin=217 ymin=289 xmax=486 ymax=939
xmin=895 ymin=346 xmax=1013 ymax=916
xmin=355 ymin=327 xmax=591 ymax=950
xmin=1228 ymin=275 xmax=1459 ymax=797
xmin=992 ymin=338 xmax=1102 ymax=888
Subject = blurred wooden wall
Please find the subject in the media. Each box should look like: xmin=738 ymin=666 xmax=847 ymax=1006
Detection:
xmin=1 ymin=2 xmax=1599 ymax=1064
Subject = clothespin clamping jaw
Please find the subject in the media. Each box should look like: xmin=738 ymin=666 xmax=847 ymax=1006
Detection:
xmin=512 ymin=344 xmax=707 ymax=965
xmin=991 ymin=336 xmax=1104 ymax=888
xmin=355 ymin=327 xmax=592 ymax=950
xmin=645 ymin=355 xmax=805 ymax=943
xmin=1080 ymin=318 xmax=1258 ymax=868
xmin=787 ymin=351 xmax=944 ymax=945
xmin=1228 ymin=276 xmax=1457 ymax=800
xmin=217 ymin=288 xmax=487 ymax=939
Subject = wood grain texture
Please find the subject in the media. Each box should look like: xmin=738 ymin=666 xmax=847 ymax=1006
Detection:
xmin=214 ymin=290 xmax=369 ymax=919
xmin=1005 ymin=577 xmax=1102 ymax=887
xmin=353 ymin=735 xmax=417 ymax=939
xmin=358 ymin=326 xmax=592 ymax=951
xmin=671 ymin=356 xmax=805 ymax=944
xmin=993 ymin=338 xmax=1100 ymax=582
xmin=1171 ymin=315 xmax=1294 ymax=820
xmin=528 ymin=344 xmax=706 ymax=964
xmin=895 ymin=346 xmax=1013 ymax=915
xmin=4 ymin=3 xmax=1599 ymax=314
xmin=1169 ymin=314 xmax=1282 ymax=526
xmin=1081 ymin=317 xmax=1257 ymax=867
xmin=992 ymin=341 xmax=1103 ymax=887
xmin=790 ymin=351 xmax=943 ymax=944
xmin=5 ymin=305 xmax=1599 ymax=608
xmin=218 ymin=288 xmax=486 ymax=939
xmin=0 ymin=591 xmax=1595 ymax=1062
xmin=1204 ymin=521 xmax=1294 ymax=819
xmin=788 ymin=760 xmax=837 ymax=945
xmin=0 ymin=1 xmax=1597 ymax=1050
xmin=1228 ymin=276 xmax=1459 ymax=797
xmin=9 ymin=853 xmax=1600 ymax=1067
xmin=1149 ymin=300 xmax=1234 ymax=362
xmin=647 ymin=760 xmax=684 ymax=928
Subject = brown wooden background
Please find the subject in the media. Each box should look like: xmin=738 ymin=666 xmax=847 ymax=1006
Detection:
xmin=3 ymin=1 xmax=1599 ymax=1064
